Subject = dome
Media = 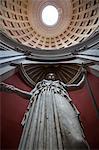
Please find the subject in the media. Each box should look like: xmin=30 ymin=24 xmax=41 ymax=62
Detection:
xmin=0 ymin=0 xmax=99 ymax=50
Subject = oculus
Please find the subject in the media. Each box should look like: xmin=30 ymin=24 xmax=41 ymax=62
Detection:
xmin=41 ymin=5 xmax=59 ymax=26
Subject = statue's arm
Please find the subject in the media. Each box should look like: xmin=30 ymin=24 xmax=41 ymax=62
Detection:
xmin=66 ymin=74 xmax=85 ymax=91
xmin=60 ymin=74 xmax=85 ymax=91
xmin=0 ymin=82 xmax=32 ymax=100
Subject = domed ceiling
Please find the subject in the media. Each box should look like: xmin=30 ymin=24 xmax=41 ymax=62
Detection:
xmin=0 ymin=0 xmax=99 ymax=50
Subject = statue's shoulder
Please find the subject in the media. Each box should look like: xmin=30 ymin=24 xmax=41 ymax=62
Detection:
xmin=42 ymin=79 xmax=47 ymax=82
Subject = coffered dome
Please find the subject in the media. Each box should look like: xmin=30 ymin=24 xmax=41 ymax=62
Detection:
xmin=0 ymin=0 xmax=99 ymax=50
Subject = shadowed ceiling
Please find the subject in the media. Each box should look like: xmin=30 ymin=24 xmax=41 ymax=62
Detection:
xmin=19 ymin=64 xmax=83 ymax=87
xmin=0 ymin=0 xmax=99 ymax=50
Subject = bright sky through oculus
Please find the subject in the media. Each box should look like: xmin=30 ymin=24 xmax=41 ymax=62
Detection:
xmin=42 ymin=5 xmax=58 ymax=26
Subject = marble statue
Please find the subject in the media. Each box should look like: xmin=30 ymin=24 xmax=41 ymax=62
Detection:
xmin=0 ymin=74 xmax=89 ymax=150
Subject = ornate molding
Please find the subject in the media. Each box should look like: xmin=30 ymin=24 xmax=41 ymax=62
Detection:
xmin=0 ymin=30 xmax=99 ymax=61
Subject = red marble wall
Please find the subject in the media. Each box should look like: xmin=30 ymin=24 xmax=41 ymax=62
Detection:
xmin=0 ymin=72 xmax=99 ymax=149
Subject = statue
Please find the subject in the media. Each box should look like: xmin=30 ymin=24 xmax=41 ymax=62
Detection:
xmin=0 ymin=73 xmax=89 ymax=150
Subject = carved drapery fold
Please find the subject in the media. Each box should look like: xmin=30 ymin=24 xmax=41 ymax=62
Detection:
xmin=19 ymin=80 xmax=89 ymax=150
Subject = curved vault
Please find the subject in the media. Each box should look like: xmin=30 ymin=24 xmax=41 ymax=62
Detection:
xmin=0 ymin=0 xmax=99 ymax=50
xmin=19 ymin=64 xmax=83 ymax=87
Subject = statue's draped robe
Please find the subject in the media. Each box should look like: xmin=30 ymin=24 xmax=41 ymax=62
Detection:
xmin=19 ymin=80 xmax=89 ymax=150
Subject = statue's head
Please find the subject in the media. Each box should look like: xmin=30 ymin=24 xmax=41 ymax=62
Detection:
xmin=46 ymin=73 xmax=56 ymax=80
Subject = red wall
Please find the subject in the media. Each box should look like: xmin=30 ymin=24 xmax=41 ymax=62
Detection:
xmin=0 ymin=72 xmax=99 ymax=149
xmin=69 ymin=73 xmax=99 ymax=149
xmin=0 ymin=73 xmax=31 ymax=149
